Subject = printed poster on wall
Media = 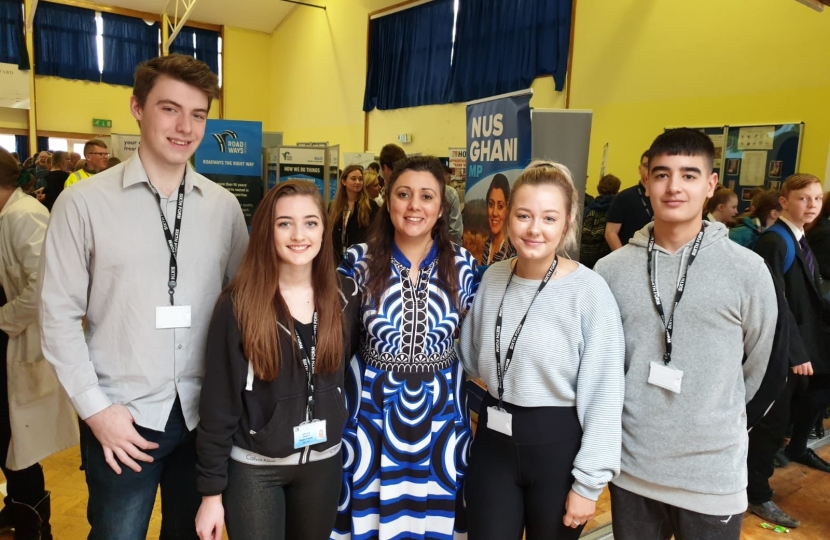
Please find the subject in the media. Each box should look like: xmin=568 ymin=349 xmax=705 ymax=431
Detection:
xmin=195 ymin=120 xmax=264 ymax=225
xmin=448 ymin=147 xmax=467 ymax=209
xmin=463 ymin=91 xmax=532 ymax=265
xmin=277 ymin=146 xmax=327 ymax=199
xmin=110 ymin=134 xmax=141 ymax=161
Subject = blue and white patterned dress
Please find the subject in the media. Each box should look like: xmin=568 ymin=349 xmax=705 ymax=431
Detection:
xmin=331 ymin=241 xmax=479 ymax=540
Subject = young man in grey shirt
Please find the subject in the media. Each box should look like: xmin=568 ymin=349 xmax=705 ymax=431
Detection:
xmin=595 ymin=129 xmax=779 ymax=539
xmin=39 ymin=54 xmax=248 ymax=540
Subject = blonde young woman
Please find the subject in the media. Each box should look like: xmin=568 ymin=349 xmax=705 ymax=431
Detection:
xmin=329 ymin=165 xmax=380 ymax=259
xmin=459 ymin=160 xmax=625 ymax=540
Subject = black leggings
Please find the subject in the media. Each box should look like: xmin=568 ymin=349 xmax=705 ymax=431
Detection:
xmin=0 ymin=286 xmax=46 ymax=507
xmin=465 ymin=394 xmax=584 ymax=540
xmin=223 ymin=454 xmax=342 ymax=540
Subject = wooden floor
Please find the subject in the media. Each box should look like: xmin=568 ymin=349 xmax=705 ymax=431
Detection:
xmin=1 ymin=433 xmax=828 ymax=539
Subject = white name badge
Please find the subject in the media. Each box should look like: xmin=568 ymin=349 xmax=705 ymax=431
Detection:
xmin=648 ymin=361 xmax=683 ymax=394
xmin=155 ymin=306 xmax=192 ymax=329
xmin=487 ymin=406 xmax=513 ymax=436
xmin=293 ymin=419 xmax=327 ymax=449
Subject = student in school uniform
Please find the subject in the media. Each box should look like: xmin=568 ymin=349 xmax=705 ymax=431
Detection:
xmin=459 ymin=160 xmax=625 ymax=540
xmin=195 ymin=181 xmax=360 ymax=540
xmin=754 ymin=174 xmax=830 ymax=473
xmin=595 ymin=129 xmax=779 ymax=540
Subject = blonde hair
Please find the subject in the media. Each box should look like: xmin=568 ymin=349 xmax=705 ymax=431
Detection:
xmin=363 ymin=169 xmax=379 ymax=192
xmin=509 ymin=160 xmax=580 ymax=256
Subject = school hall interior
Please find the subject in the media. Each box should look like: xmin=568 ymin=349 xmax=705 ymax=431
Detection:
xmin=2 ymin=0 xmax=830 ymax=538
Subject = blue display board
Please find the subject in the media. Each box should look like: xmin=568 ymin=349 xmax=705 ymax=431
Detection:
xmin=195 ymin=120 xmax=264 ymax=226
xmin=195 ymin=120 xmax=263 ymax=176
xmin=722 ymin=123 xmax=802 ymax=212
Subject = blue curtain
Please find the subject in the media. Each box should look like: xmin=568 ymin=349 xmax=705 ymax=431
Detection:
xmin=101 ymin=13 xmax=159 ymax=86
xmin=0 ymin=0 xmax=27 ymax=67
xmin=36 ymin=136 xmax=49 ymax=153
xmin=363 ymin=0 xmax=454 ymax=112
xmin=169 ymin=26 xmax=219 ymax=75
xmin=34 ymin=2 xmax=98 ymax=82
xmin=449 ymin=0 xmax=572 ymax=102
xmin=14 ymin=135 xmax=29 ymax=163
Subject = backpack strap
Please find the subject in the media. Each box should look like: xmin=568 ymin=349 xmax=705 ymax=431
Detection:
xmin=766 ymin=222 xmax=796 ymax=273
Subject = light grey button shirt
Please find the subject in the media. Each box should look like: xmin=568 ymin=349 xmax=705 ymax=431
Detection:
xmin=39 ymin=154 xmax=249 ymax=431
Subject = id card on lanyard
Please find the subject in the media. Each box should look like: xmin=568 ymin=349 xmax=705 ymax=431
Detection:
xmin=489 ymin=257 xmax=558 ymax=436
xmin=645 ymin=225 xmax=704 ymax=393
xmin=293 ymin=312 xmax=327 ymax=449
xmin=149 ymin=177 xmax=192 ymax=329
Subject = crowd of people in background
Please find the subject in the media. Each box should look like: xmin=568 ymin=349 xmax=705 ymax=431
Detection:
xmin=7 ymin=139 xmax=119 ymax=212
xmin=0 ymin=52 xmax=829 ymax=540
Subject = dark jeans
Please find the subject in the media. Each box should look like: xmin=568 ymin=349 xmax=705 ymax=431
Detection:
xmin=80 ymin=398 xmax=200 ymax=540
xmin=610 ymin=484 xmax=742 ymax=540
xmin=223 ymin=455 xmax=342 ymax=540
xmin=747 ymin=375 xmax=799 ymax=504
xmin=786 ymin=373 xmax=830 ymax=459
xmin=0 ymin=318 xmax=46 ymax=507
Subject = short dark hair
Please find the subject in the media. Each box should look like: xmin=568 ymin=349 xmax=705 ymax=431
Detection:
xmin=133 ymin=53 xmax=220 ymax=109
xmin=379 ymin=144 xmax=406 ymax=170
xmin=367 ymin=162 xmax=380 ymax=173
xmin=84 ymin=139 xmax=108 ymax=155
xmin=597 ymin=174 xmax=621 ymax=195
xmin=648 ymin=128 xmax=715 ymax=173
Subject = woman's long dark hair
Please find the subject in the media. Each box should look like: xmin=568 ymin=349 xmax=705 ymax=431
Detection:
xmin=364 ymin=156 xmax=460 ymax=310
xmin=230 ymin=180 xmax=343 ymax=381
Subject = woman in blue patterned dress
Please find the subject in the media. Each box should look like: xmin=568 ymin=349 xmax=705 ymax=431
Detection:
xmin=331 ymin=156 xmax=479 ymax=540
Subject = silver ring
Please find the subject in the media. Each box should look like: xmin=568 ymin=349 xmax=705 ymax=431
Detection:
xmin=573 ymin=521 xmax=581 ymax=526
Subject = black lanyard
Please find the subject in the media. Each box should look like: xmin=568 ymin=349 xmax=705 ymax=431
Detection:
xmin=637 ymin=184 xmax=653 ymax=219
xmin=147 ymin=176 xmax=186 ymax=306
xmin=494 ymin=257 xmax=558 ymax=410
xmin=295 ymin=312 xmax=318 ymax=421
xmin=647 ymin=225 xmax=704 ymax=365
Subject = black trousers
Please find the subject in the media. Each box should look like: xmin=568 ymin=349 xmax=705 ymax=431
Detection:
xmin=747 ymin=375 xmax=799 ymax=505
xmin=465 ymin=394 xmax=584 ymax=540
xmin=0 ymin=285 xmax=46 ymax=508
xmin=223 ymin=454 xmax=343 ymax=540
xmin=787 ymin=373 xmax=830 ymax=459
xmin=610 ymin=484 xmax=742 ymax=540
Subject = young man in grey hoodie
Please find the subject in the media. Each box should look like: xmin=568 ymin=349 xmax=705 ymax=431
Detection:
xmin=594 ymin=129 xmax=779 ymax=540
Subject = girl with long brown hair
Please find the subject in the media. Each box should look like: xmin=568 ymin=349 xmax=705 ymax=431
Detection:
xmin=329 ymin=165 xmax=380 ymax=258
xmin=331 ymin=156 xmax=479 ymax=539
xmin=195 ymin=180 xmax=360 ymax=540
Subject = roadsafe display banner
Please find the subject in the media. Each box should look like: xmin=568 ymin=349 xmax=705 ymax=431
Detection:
xmin=277 ymin=146 xmax=327 ymax=199
xmin=463 ymin=91 xmax=532 ymax=264
xmin=195 ymin=120 xmax=264 ymax=226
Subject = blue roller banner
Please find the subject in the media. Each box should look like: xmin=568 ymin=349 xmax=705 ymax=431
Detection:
xmin=195 ymin=120 xmax=263 ymax=227
xmin=195 ymin=119 xmax=263 ymax=176
xmin=463 ymin=92 xmax=532 ymax=264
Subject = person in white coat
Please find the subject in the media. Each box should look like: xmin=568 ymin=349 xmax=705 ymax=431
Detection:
xmin=0 ymin=148 xmax=78 ymax=539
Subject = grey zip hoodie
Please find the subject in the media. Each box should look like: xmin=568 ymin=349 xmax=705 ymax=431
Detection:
xmin=594 ymin=221 xmax=777 ymax=516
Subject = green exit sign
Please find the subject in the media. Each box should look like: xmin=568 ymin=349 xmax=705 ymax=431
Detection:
xmin=92 ymin=118 xmax=112 ymax=128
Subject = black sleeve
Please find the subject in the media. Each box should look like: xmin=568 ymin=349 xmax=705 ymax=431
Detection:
xmin=806 ymin=225 xmax=830 ymax=281
xmin=755 ymin=233 xmax=812 ymax=368
xmin=196 ymin=293 xmax=247 ymax=496
xmin=605 ymin=189 xmax=628 ymax=224
xmin=369 ymin=199 xmax=381 ymax=225
xmin=746 ymin=265 xmax=791 ymax=429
